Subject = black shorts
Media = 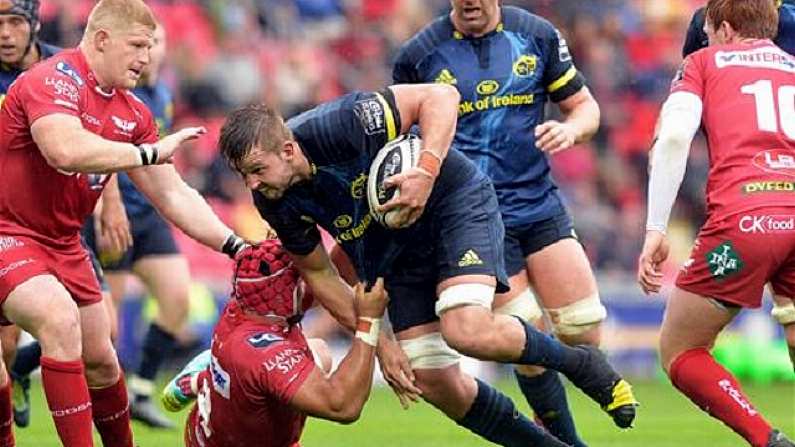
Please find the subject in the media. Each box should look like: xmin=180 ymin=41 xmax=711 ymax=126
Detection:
xmin=83 ymin=209 xmax=179 ymax=271
xmin=386 ymin=178 xmax=509 ymax=333
xmin=503 ymin=206 xmax=577 ymax=277
xmin=80 ymin=235 xmax=109 ymax=292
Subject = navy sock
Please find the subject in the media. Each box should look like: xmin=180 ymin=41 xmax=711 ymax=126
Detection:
xmin=457 ymin=378 xmax=570 ymax=447
xmin=135 ymin=323 xmax=176 ymax=398
xmin=516 ymin=369 xmax=587 ymax=447
xmin=11 ymin=341 xmax=42 ymax=378
xmin=516 ymin=317 xmax=584 ymax=375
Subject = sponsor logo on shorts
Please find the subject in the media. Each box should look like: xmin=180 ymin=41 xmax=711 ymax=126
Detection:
xmin=706 ymin=242 xmax=744 ymax=279
xmin=742 ymin=181 xmax=795 ymax=193
xmin=718 ymin=379 xmax=758 ymax=416
xmin=458 ymin=249 xmax=484 ymax=267
xmin=0 ymin=237 xmax=23 ymax=252
xmin=739 ymin=215 xmax=795 ymax=233
xmin=0 ymin=259 xmax=33 ymax=278
xmin=752 ymin=149 xmax=795 ymax=177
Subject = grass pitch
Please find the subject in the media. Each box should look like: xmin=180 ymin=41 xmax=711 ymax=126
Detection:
xmin=15 ymin=379 xmax=794 ymax=446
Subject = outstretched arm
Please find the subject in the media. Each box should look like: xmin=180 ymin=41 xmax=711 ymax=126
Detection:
xmin=289 ymin=280 xmax=387 ymax=423
xmin=127 ymin=164 xmax=241 ymax=256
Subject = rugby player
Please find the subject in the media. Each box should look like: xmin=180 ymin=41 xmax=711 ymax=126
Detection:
xmin=392 ymin=2 xmax=620 ymax=445
xmin=638 ymin=1 xmax=795 ymax=445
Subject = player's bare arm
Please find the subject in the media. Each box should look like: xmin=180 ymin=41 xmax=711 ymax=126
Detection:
xmin=535 ymin=86 xmax=600 ymax=154
xmin=293 ymin=245 xmax=422 ymax=406
xmin=289 ymin=279 xmax=387 ymax=423
xmin=95 ymin=175 xmax=132 ymax=259
xmin=378 ymin=84 xmax=459 ymax=228
xmin=31 ymin=113 xmax=205 ymax=173
xmin=127 ymin=163 xmax=237 ymax=254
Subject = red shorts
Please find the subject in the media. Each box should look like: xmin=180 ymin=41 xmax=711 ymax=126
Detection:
xmin=0 ymin=235 xmax=102 ymax=322
xmin=676 ymin=209 xmax=795 ymax=308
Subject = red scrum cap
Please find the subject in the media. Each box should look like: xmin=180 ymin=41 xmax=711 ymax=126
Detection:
xmin=233 ymin=239 xmax=312 ymax=324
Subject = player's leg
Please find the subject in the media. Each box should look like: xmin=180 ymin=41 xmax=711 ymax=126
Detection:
xmin=397 ymin=322 xmax=569 ymax=447
xmin=3 ymin=275 xmax=91 ymax=446
xmin=126 ymin=254 xmax=189 ymax=429
xmin=770 ymin=293 xmax=795 ymax=371
xmin=125 ymin=213 xmax=187 ymax=428
xmin=660 ymin=287 xmax=782 ymax=447
xmin=80 ymin=300 xmax=134 ymax=447
xmin=0 ymin=325 xmax=28 ymax=429
xmin=496 ymin=227 xmax=587 ymax=446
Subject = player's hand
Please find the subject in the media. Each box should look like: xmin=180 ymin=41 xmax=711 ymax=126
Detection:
xmin=637 ymin=230 xmax=670 ymax=295
xmin=96 ymin=196 xmax=131 ymax=263
xmin=376 ymin=335 xmax=422 ymax=409
xmin=155 ymin=126 xmax=207 ymax=164
xmin=535 ymin=120 xmax=578 ymax=154
xmin=378 ymin=169 xmax=435 ymax=229
xmin=354 ymin=278 xmax=388 ymax=319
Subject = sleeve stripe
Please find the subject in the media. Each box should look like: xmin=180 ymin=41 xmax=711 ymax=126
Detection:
xmin=547 ymin=67 xmax=578 ymax=93
xmin=373 ymin=92 xmax=397 ymax=141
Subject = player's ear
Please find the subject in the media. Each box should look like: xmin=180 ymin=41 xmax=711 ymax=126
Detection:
xmin=282 ymin=140 xmax=297 ymax=159
xmin=93 ymin=29 xmax=110 ymax=53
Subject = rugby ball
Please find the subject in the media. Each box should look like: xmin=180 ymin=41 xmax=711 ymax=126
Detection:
xmin=367 ymin=134 xmax=421 ymax=228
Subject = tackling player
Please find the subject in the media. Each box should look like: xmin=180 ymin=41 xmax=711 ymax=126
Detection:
xmin=161 ymin=240 xmax=388 ymax=447
xmin=82 ymin=21 xmax=192 ymax=429
xmin=0 ymin=0 xmax=248 ymax=445
xmin=0 ymin=0 xmax=132 ymax=431
xmin=682 ymin=0 xmax=795 ymax=371
xmin=392 ymin=2 xmax=619 ymax=445
xmin=217 ymin=83 xmax=636 ymax=446
xmin=638 ymin=0 xmax=795 ymax=445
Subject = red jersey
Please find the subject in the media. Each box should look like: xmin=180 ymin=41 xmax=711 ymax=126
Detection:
xmin=185 ymin=302 xmax=315 ymax=447
xmin=0 ymin=48 xmax=158 ymax=247
xmin=672 ymin=40 xmax=795 ymax=218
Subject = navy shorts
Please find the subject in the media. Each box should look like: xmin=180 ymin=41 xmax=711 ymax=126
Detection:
xmin=83 ymin=208 xmax=179 ymax=271
xmin=80 ymin=235 xmax=109 ymax=292
xmin=503 ymin=205 xmax=577 ymax=276
xmin=386 ymin=177 xmax=509 ymax=333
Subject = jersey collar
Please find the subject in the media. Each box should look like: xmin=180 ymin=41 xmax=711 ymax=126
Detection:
xmin=75 ymin=47 xmax=116 ymax=98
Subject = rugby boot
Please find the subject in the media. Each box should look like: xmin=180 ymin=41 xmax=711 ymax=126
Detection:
xmin=565 ymin=345 xmax=639 ymax=429
xmin=767 ymin=430 xmax=795 ymax=447
xmin=11 ymin=373 xmax=30 ymax=428
xmin=130 ymin=397 xmax=176 ymax=429
xmin=162 ymin=349 xmax=210 ymax=412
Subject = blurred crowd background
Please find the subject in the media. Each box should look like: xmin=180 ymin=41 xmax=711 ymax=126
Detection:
xmin=31 ymin=0 xmax=792 ymax=380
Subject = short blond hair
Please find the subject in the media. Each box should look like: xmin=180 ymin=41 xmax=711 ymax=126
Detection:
xmin=84 ymin=0 xmax=156 ymax=36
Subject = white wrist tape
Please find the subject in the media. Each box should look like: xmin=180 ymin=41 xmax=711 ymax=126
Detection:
xmin=355 ymin=317 xmax=381 ymax=347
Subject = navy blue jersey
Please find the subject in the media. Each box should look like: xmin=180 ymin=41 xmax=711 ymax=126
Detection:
xmin=253 ymin=89 xmax=489 ymax=284
xmin=393 ymin=6 xmax=585 ymax=227
xmin=0 ymin=42 xmax=60 ymax=106
xmin=683 ymin=0 xmax=795 ymax=57
xmin=117 ymin=82 xmax=174 ymax=217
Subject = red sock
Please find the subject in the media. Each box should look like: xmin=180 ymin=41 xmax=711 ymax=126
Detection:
xmin=89 ymin=375 xmax=133 ymax=447
xmin=0 ymin=382 xmax=14 ymax=447
xmin=40 ymin=357 xmax=93 ymax=447
xmin=670 ymin=348 xmax=772 ymax=447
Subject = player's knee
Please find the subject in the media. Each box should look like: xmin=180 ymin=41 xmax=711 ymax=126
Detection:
xmin=494 ymin=288 xmax=542 ymax=323
xmin=37 ymin=303 xmax=81 ymax=360
xmin=437 ymin=283 xmax=498 ymax=356
xmin=83 ymin=345 xmax=121 ymax=387
xmin=547 ymin=293 xmax=606 ymax=341
xmin=411 ymin=366 xmax=467 ymax=406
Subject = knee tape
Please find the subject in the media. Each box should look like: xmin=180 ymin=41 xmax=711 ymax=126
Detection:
xmin=772 ymin=302 xmax=795 ymax=325
xmin=493 ymin=288 xmax=542 ymax=323
xmin=398 ymin=332 xmax=461 ymax=369
xmin=548 ymin=293 xmax=607 ymax=336
xmin=435 ymin=283 xmax=495 ymax=316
